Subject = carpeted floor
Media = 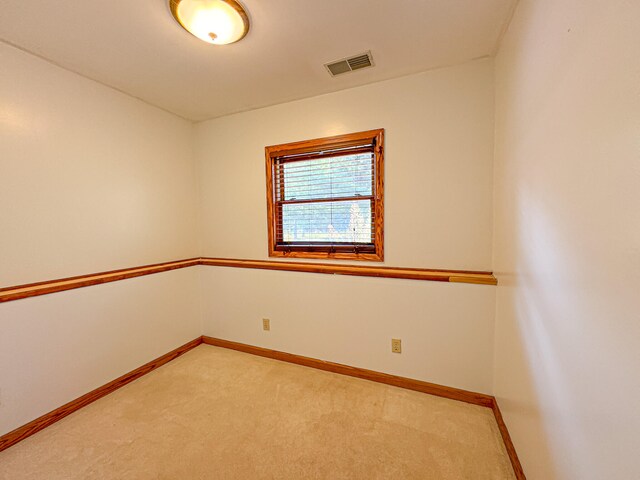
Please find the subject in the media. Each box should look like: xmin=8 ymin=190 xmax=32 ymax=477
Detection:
xmin=0 ymin=345 xmax=515 ymax=479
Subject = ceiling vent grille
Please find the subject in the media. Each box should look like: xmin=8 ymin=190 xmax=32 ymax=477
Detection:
xmin=325 ymin=51 xmax=374 ymax=77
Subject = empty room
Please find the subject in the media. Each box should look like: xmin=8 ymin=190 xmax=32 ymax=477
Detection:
xmin=1 ymin=1 xmax=638 ymax=479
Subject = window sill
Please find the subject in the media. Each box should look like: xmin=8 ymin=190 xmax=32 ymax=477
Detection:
xmin=270 ymin=249 xmax=382 ymax=262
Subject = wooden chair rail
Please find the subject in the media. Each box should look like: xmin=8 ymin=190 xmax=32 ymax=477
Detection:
xmin=0 ymin=257 xmax=496 ymax=303
xmin=199 ymin=257 xmax=497 ymax=285
xmin=0 ymin=258 xmax=200 ymax=303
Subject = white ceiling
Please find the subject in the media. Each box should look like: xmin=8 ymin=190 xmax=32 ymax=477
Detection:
xmin=0 ymin=0 xmax=515 ymax=122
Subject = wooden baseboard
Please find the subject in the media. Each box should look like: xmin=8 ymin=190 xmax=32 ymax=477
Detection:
xmin=0 ymin=335 xmax=525 ymax=479
xmin=0 ymin=337 xmax=203 ymax=453
xmin=202 ymin=336 xmax=494 ymax=407
xmin=491 ymin=399 xmax=527 ymax=479
xmin=203 ymin=336 xmax=525 ymax=478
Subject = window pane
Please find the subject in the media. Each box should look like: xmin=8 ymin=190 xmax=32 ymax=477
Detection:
xmin=280 ymin=200 xmax=373 ymax=244
xmin=280 ymin=153 xmax=373 ymax=201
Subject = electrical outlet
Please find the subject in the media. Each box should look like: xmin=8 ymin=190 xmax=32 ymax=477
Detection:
xmin=391 ymin=338 xmax=402 ymax=353
xmin=262 ymin=318 xmax=270 ymax=331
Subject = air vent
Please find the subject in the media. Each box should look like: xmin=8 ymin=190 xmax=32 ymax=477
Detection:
xmin=325 ymin=51 xmax=374 ymax=77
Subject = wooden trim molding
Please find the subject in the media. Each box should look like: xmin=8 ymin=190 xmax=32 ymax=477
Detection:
xmin=491 ymin=399 xmax=527 ymax=479
xmin=0 ymin=258 xmax=200 ymax=303
xmin=0 ymin=337 xmax=203 ymax=453
xmin=265 ymin=129 xmax=385 ymax=262
xmin=203 ymin=336 xmax=524 ymax=478
xmin=202 ymin=336 xmax=494 ymax=407
xmin=0 ymin=336 xmax=525 ymax=479
xmin=0 ymin=257 xmax=496 ymax=304
xmin=200 ymin=257 xmax=497 ymax=285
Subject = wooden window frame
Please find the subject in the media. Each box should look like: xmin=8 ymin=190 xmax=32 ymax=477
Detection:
xmin=265 ymin=129 xmax=384 ymax=261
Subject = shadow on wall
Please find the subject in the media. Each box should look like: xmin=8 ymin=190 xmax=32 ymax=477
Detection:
xmin=494 ymin=189 xmax=567 ymax=479
xmin=495 ymin=282 xmax=557 ymax=478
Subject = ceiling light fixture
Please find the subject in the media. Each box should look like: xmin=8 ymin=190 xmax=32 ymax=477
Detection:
xmin=169 ymin=0 xmax=250 ymax=45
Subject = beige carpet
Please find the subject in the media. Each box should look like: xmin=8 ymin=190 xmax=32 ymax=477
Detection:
xmin=0 ymin=345 xmax=515 ymax=479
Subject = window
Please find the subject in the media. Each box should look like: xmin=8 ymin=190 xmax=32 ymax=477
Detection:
xmin=265 ymin=129 xmax=384 ymax=261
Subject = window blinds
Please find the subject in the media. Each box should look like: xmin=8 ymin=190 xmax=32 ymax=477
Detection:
xmin=273 ymin=143 xmax=376 ymax=251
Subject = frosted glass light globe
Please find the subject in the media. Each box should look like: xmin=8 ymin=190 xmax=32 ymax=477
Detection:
xmin=170 ymin=0 xmax=250 ymax=45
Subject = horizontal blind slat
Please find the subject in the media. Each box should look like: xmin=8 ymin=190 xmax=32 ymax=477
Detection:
xmin=275 ymin=172 xmax=374 ymax=182
xmin=276 ymin=159 xmax=373 ymax=173
xmin=277 ymin=195 xmax=374 ymax=206
xmin=275 ymin=145 xmax=374 ymax=163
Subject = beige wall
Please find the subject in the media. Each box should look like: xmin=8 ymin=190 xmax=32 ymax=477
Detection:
xmin=0 ymin=43 xmax=199 ymax=287
xmin=493 ymin=1 xmax=640 ymax=478
xmin=196 ymin=59 xmax=498 ymax=394
xmin=195 ymin=58 xmax=495 ymax=271
xmin=201 ymin=267 xmax=496 ymax=393
xmin=0 ymin=44 xmax=201 ymax=436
